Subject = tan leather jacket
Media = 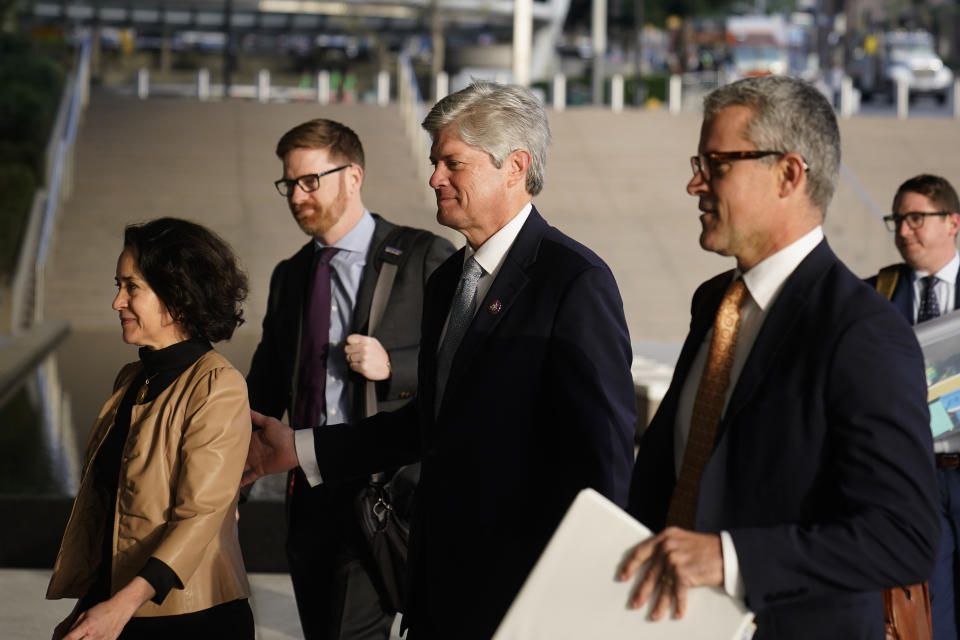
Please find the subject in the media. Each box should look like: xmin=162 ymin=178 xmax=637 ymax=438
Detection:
xmin=47 ymin=350 xmax=252 ymax=616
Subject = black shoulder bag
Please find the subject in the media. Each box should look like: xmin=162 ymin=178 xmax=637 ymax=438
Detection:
xmin=354 ymin=227 xmax=425 ymax=613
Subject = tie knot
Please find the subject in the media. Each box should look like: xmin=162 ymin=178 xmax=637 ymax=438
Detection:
xmin=725 ymin=277 xmax=747 ymax=306
xmin=923 ymin=275 xmax=939 ymax=287
xmin=316 ymin=246 xmax=339 ymax=266
xmin=463 ymin=256 xmax=483 ymax=283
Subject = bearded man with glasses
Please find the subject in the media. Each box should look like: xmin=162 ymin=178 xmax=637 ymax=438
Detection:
xmin=247 ymin=118 xmax=454 ymax=640
xmin=867 ymin=174 xmax=960 ymax=640
xmin=621 ymin=75 xmax=938 ymax=640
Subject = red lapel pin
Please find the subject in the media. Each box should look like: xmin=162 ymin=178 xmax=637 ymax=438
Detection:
xmin=487 ymin=299 xmax=502 ymax=314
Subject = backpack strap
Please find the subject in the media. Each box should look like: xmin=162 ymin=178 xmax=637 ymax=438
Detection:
xmin=364 ymin=226 xmax=430 ymax=418
xmin=875 ymin=264 xmax=902 ymax=301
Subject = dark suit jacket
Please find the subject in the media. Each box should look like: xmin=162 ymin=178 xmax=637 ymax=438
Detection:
xmin=310 ymin=208 xmax=637 ymax=638
xmin=246 ymin=213 xmax=454 ymax=538
xmin=865 ymin=262 xmax=960 ymax=324
xmin=629 ymin=240 xmax=938 ymax=640
xmin=247 ymin=214 xmax=455 ymax=421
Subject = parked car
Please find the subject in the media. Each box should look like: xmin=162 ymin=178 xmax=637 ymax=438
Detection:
xmin=852 ymin=31 xmax=953 ymax=104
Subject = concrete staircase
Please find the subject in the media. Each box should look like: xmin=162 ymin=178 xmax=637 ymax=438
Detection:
xmin=42 ymin=92 xmax=960 ymax=437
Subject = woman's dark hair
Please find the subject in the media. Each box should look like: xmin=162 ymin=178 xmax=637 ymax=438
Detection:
xmin=123 ymin=218 xmax=248 ymax=343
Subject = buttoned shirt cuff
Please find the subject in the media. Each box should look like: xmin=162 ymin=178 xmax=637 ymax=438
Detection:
xmin=295 ymin=429 xmax=324 ymax=487
xmin=720 ymin=530 xmax=746 ymax=601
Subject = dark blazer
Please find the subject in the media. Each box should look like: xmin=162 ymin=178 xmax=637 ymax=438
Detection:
xmin=247 ymin=214 xmax=455 ymax=421
xmin=310 ymin=208 xmax=637 ymax=638
xmin=865 ymin=262 xmax=960 ymax=324
xmin=629 ymin=240 xmax=939 ymax=640
xmin=246 ymin=214 xmax=453 ymax=550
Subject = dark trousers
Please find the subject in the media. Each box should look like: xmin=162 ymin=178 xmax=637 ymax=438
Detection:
xmin=118 ymin=599 xmax=254 ymax=639
xmin=931 ymin=465 xmax=960 ymax=640
xmin=287 ymin=469 xmax=394 ymax=640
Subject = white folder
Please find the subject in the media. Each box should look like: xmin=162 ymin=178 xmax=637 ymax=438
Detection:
xmin=493 ymin=488 xmax=755 ymax=640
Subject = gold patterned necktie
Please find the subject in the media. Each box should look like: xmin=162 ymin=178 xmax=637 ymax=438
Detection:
xmin=666 ymin=277 xmax=747 ymax=529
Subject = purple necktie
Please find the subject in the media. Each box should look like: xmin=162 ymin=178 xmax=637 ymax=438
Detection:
xmin=293 ymin=247 xmax=339 ymax=429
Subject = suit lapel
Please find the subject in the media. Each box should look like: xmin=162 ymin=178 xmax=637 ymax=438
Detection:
xmin=658 ymin=274 xmax=732 ymax=429
xmin=722 ymin=240 xmax=832 ymax=429
xmin=435 ymin=209 xmax=546 ymax=417
xmin=954 ymin=274 xmax=960 ymax=313
xmin=892 ymin=264 xmax=914 ymax=324
xmin=288 ymin=241 xmax=316 ymax=409
xmin=421 ymin=248 xmax=466 ymax=415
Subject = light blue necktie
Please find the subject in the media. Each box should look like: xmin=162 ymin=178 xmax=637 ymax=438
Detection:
xmin=435 ymin=256 xmax=483 ymax=415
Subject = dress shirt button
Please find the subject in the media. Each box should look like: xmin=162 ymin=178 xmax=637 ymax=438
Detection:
xmin=330 ymin=408 xmax=338 ymax=416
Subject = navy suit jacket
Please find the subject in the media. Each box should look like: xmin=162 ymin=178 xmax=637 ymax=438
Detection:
xmin=311 ymin=208 xmax=637 ymax=638
xmin=865 ymin=262 xmax=960 ymax=324
xmin=629 ymin=240 xmax=938 ymax=640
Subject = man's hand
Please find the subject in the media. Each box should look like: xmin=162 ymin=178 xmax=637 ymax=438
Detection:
xmin=241 ymin=410 xmax=298 ymax=487
xmin=345 ymin=334 xmax=391 ymax=381
xmin=618 ymin=527 xmax=724 ymax=621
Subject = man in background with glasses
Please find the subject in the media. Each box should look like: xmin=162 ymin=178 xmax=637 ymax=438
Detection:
xmin=246 ymin=118 xmax=454 ymax=640
xmin=868 ymin=174 xmax=960 ymax=640
xmin=621 ymin=75 xmax=938 ymax=639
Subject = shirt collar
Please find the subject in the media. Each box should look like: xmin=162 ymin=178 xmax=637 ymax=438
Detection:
xmin=912 ymin=252 xmax=959 ymax=285
xmin=465 ymin=202 xmax=532 ymax=277
xmin=740 ymin=226 xmax=824 ymax=311
xmin=313 ymin=210 xmax=375 ymax=254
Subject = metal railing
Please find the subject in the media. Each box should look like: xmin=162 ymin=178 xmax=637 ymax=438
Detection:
xmin=2 ymin=38 xmax=89 ymax=493
xmin=10 ymin=37 xmax=91 ymax=332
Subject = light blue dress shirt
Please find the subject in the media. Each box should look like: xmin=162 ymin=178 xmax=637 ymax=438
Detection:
xmin=313 ymin=210 xmax=375 ymax=427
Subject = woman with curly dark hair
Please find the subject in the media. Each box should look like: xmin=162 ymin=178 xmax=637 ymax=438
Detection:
xmin=47 ymin=218 xmax=255 ymax=640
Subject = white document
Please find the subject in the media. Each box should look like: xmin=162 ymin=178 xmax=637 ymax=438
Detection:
xmin=493 ymin=488 xmax=755 ymax=640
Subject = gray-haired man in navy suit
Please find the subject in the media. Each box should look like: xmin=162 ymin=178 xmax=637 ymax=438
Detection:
xmin=243 ymin=83 xmax=637 ymax=639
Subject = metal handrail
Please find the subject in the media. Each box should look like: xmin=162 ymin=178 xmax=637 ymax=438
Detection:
xmin=10 ymin=36 xmax=91 ymax=331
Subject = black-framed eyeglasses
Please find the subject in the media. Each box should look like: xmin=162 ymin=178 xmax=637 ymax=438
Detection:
xmin=691 ymin=150 xmax=792 ymax=182
xmin=274 ymin=164 xmax=351 ymax=197
xmin=883 ymin=211 xmax=951 ymax=232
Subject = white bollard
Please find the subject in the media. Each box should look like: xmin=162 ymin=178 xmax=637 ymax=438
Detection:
xmin=839 ymin=75 xmax=854 ymax=118
xmin=611 ymin=74 xmax=624 ymax=113
xmin=257 ymin=69 xmax=270 ymax=103
xmin=136 ymin=68 xmax=149 ymax=99
xmin=196 ymin=68 xmax=210 ymax=101
xmin=317 ymin=71 xmax=330 ymax=105
xmin=552 ymin=73 xmax=566 ymax=112
xmin=668 ymin=74 xmax=682 ymax=115
xmin=435 ymin=71 xmax=449 ymax=103
xmin=954 ymin=80 xmax=960 ymax=120
xmin=896 ymin=78 xmax=909 ymax=120
xmin=377 ymin=70 xmax=390 ymax=107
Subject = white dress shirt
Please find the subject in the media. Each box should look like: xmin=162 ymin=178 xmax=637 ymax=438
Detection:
xmin=297 ymin=202 xmax=533 ymax=486
xmin=672 ymin=226 xmax=824 ymax=601
xmin=910 ymin=252 xmax=959 ymax=323
xmin=438 ymin=203 xmax=532 ymax=344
